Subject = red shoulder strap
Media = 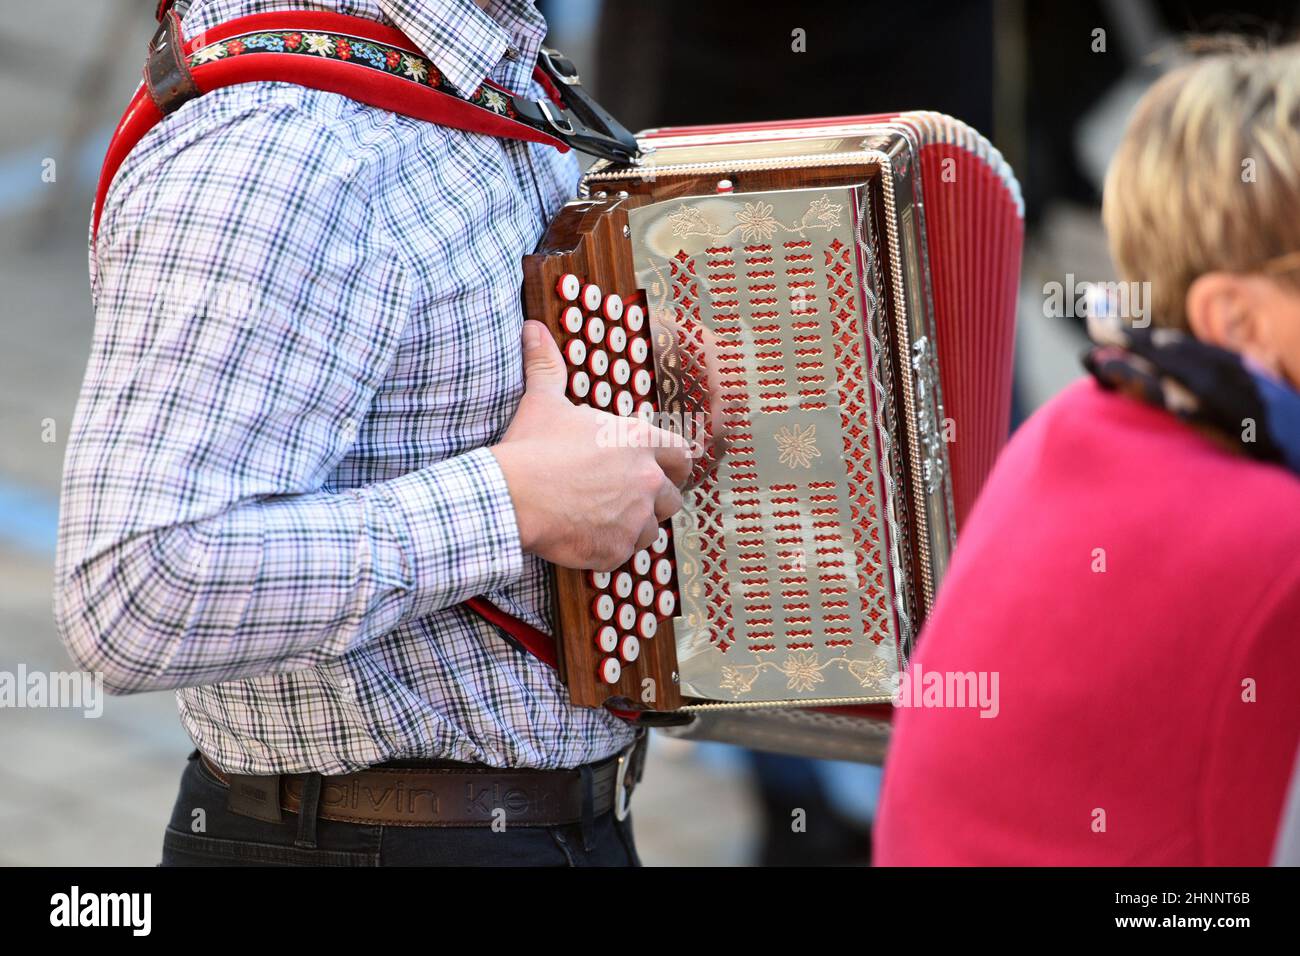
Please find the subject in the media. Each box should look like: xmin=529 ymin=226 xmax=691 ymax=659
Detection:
xmin=464 ymin=597 xmax=558 ymax=669
xmin=465 ymin=597 xmax=639 ymax=721
xmin=93 ymin=9 xmax=567 ymax=240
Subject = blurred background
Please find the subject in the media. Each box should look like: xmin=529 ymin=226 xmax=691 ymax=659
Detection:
xmin=1 ymin=0 xmax=1296 ymax=866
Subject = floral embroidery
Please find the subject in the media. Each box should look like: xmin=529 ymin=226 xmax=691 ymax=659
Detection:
xmin=186 ymin=30 xmax=515 ymax=122
xmin=190 ymin=44 xmax=227 ymax=64
xmin=242 ymin=34 xmax=284 ymax=52
xmin=351 ymin=41 xmax=385 ymax=68
xmin=303 ymin=33 xmax=335 ymax=56
xmin=400 ymin=54 xmax=427 ymax=82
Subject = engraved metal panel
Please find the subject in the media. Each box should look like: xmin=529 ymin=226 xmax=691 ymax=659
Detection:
xmin=630 ymin=184 xmax=902 ymax=704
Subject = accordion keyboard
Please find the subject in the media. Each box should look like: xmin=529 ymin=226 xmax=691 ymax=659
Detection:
xmin=523 ymin=199 xmax=684 ymax=710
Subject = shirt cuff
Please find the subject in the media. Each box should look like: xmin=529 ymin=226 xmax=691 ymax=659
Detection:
xmin=378 ymin=447 xmax=524 ymax=616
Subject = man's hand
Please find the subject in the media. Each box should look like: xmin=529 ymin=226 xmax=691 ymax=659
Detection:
xmin=491 ymin=321 xmax=691 ymax=571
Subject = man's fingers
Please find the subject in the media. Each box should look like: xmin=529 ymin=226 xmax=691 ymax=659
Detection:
xmin=635 ymin=518 xmax=661 ymax=552
xmin=653 ymin=477 xmax=684 ymax=523
xmin=648 ymin=428 xmax=692 ymax=488
xmin=520 ymin=320 xmax=567 ymax=394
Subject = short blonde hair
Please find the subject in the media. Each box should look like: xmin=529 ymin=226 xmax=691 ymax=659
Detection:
xmin=1102 ymin=39 xmax=1300 ymax=330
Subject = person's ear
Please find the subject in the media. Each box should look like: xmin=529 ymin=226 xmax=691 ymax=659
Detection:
xmin=1185 ymin=272 xmax=1280 ymax=370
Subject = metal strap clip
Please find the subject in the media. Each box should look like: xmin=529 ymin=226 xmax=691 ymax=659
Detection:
xmin=514 ymin=46 xmax=641 ymax=165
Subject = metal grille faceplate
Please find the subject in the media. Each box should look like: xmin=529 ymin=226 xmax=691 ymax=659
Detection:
xmin=630 ymin=184 xmax=908 ymax=704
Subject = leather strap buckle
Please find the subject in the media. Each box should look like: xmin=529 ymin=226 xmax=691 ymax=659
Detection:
xmin=154 ymin=0 xmax=190 ymax=22
xmin=537 ymin=98 xmax=576 ymax=137
xmin=538 ymin=46 xmax=582 ymax=86
xmin=144 ymin=10 xmax=200 ymax=116
xmin=516 ymin=46 xmax=641 ymax=166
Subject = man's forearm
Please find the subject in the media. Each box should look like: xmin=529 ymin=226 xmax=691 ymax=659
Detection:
xmin=54 ymin=447 xmax=522 ymax=694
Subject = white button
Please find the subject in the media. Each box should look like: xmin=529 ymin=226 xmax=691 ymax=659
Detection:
xmin=588 ymin=349 xmax=609 ymax=377
xmin=611 ymin=358 xmax=631 ymax=385
xmin=629 ymin=338 xmax=649 ymax=364
xmin=636 ymin=579 xmax=654 ymax=607
xmin=614 ymin=572 xmax=633 ymax=598
xmin=638 ymin=612 xmax=658 ymax=639
xmin=633 ymin=369 xmax=652 ymax=396
xmin=607 ymin=325 xmax=627 ymax=354
xmin=593 ymin=380 xmax=612 ymax=408
xmin=616 ymin=391 xmax=635 ymax=417
xmin=596 ymin=625 xmax=618 ymax=654
xmin=563 ymin=305 xmax=583 ymax=333
xmin=589 ymin=570 xmax=611 ymax=590
xmin=633 ymin=550 xmax=651 ymax=576
xmin=557 ymin=274 xmax=580 ymax=301
xmin=565 ymin=338 xmax=587 ymax=366
xmin=617 ymin=602 xmax=637 ymax=630
xmin=653 ymin=558 xmax=673 ymax=586
xmin=624 ymin=303 xmax=644 ymax=332
xmin=582 ymin=283 xmax=602 ymax=311
xmin=656 ymin=590 xmax=676 ymax=617
xmin=652 ymin=527 xmax=669 ymax=554
xmin=636 ymin=400 xmax=656 ymax=420
xmin=599 ymin=656 xmax=622 ymax=684
xmin=585 ymin=316 xmax=606 ymax=344
xmin=603 ymin=293 xmax=624 ymax=322
xmin=570 ymin=370 xmax=590 ymax=399
xmin=593 ymin=594 xmax=615 ymax=621
xmin=619 ymin=634 xmax=640 ymax=663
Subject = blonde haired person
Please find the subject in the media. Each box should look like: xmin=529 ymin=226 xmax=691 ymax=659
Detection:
xmin=876 ymin=41 xmax=1300 ymax=865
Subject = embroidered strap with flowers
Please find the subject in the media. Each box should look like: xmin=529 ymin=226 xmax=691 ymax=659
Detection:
xmin=189 ymin=30 xmax=521 ymax=120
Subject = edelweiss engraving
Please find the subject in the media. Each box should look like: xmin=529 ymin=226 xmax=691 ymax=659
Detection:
xmin=848 ymin=656 xmax=889 ymax=688
xmin=774 ymin=423 xmax=821 ymax=469
xmin=781 ymin=652 xmax=825 ymax=692
xmin=664 ymin=195 xmax=844 ymax=242
xmin=735 ymin=201 xmax=778 ymax=242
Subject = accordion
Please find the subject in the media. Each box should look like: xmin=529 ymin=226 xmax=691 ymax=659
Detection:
xmin=523 ymin=112 xmax=1022 ymax=757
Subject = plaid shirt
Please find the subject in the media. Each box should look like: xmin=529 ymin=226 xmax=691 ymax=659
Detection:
xmin=56 ymin=0 xmax=634 ymax=774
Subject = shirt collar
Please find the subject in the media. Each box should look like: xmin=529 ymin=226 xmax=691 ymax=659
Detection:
xmin=377 ymin=0 xmax=548 ymax=97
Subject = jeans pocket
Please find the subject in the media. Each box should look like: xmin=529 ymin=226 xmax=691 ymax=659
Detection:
xmin=160 ymin=826 xmax=379 ymax=867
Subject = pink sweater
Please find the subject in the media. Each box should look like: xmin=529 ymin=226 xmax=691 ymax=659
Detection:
xmin=875 ymin=379 xmax=1300 ymax=865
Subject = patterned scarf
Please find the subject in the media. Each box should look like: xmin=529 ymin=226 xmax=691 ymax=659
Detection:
xmin=1083 ymin=313 xmax=1300 ymax=475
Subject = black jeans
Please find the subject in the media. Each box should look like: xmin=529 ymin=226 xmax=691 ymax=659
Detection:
xmin=160 ymin=750 xmax=641 ymax=867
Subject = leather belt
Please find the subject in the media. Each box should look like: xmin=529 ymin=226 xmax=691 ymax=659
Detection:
xmin=201 ymin=734 xmax=646 ymax=828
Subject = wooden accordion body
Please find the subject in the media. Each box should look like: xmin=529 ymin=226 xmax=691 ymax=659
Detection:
xmin=523 ymin=113 xmax=1022 ymax=758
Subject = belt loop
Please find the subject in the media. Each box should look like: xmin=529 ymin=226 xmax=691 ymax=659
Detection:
xmin=294 ymin=773 xmax=323 ymax=849
xmin=578 ymin=764 xmax=596 ymax=852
